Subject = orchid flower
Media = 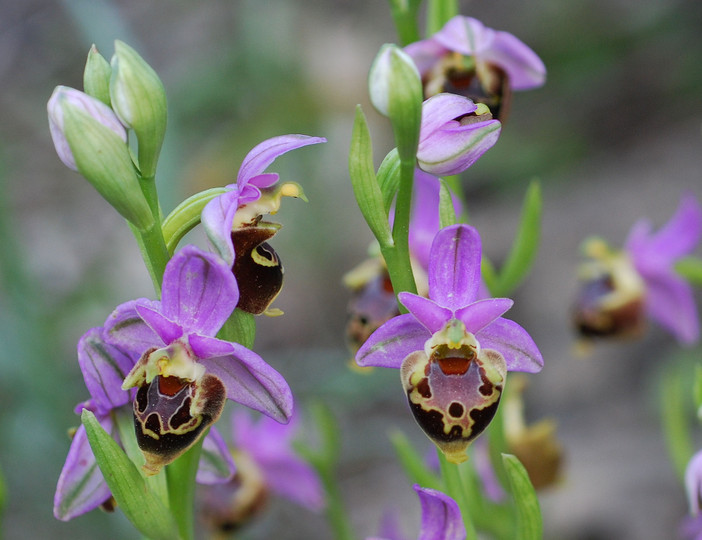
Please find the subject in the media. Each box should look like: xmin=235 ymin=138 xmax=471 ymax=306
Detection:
xmin=201 ymin=134 xmax=325 ymax=314
xmin=199 ymin=410 xmax=325 ymax=531
xmin=105 ymin=245 xmax=293 ymax=475
xmin=574 ymin=193 xmax=701 ymax=345
xmin=405 ymin=15 xmax=546 ymax=119
xmin=368 ymin=485 xmax=466 ymax=540
xmin=356 ymin=224 xmax=543 ymax=462
xmin=417 ymin=93 xmax=501 ymax=176
xmin=54 ymin=325 xmax=235 ymax=520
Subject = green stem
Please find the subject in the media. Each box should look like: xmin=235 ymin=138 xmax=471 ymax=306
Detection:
xmin=131 ymin=174 xmax=170 ymax=293
xmin=426 ymin=0 xmax=458 ymax=35
xmin=166 ymin=435 xmax=206 ymax=540
xmin=383 ymin=158 xmax=417 ymax=305
xmin=319 ymin=467 xmax=356 ymax=540
xmin=438 ymin=451 xmax=478 ymax=540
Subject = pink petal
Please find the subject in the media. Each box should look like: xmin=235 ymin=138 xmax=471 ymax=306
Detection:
xmin=201 ymin=189 xmax=241 ymax=266
xmin=356 ymin=314 xmax=430 ymax=368
xmin=237 ymin=134 xmax=326 ymax=187
xmin=160 ymin=245 xmax=239 ymax=337
xmin=455 ymin=298 xmax=514 ymax=334
xmin=428 ymin=225 xmax=482 ymax=310
xmin=398 ymin=292 xmax=452 ymax=333
xmin=644 ymin=268 xmax=700 ymax=345
xmin=481 ymin=30 xmax=546 ymax=90
xmin=415 ymin=485 xmax=466 ymax=540
xmin=476 ymin=317 xmax=543 ymax=373
xmin=197 ymin=427 xmax=236 ymax=484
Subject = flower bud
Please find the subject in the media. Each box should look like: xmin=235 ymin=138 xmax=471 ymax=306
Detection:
xmin=417 ymin=93 xmax=501 ymax=176
xmin=83 ymin=45 xmax=112 ymax=106
xmin=48 ymin=86 xmax=126 ymax=171
xmin=368 ymin=44 xmax=423 ymax=163
xmin=48 ymin=86 xmax=154 ymax=230
xmin=110 ymin=40 xmax=167 ymax=178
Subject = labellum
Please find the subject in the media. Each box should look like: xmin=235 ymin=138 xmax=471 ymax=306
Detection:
xmin=573 ymin=240 xmax=646 ymax=339
xmin=231 ymin=221 xmax=284 ymax=315
xmin=133 ymin=372 xmax=226 ymax=476
xmin=401 ymin=319 xmax=507 ymax=464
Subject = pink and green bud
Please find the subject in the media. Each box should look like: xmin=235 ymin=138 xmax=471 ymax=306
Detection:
xmin=110 ymin=40 xmax=167 ymax=178
xmin=47 ymin=86 xmax=154 ymax=230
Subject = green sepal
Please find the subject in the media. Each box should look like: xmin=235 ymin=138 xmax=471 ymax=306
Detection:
xmin=349 ymin=105 xmax=393 ymax=249
xmin=389 ymin=430 xmax=441 ymax=490
xmin=501 ymin=453 xmax=543 ymax=540
xmin=387 ymin=0 xmax=421 ymax=45
xmin=161 ymin=187 xmax=228 ymax=254
xmin=63 ymin=103 xmax=154 ymax=230
xmin=217 ymin=308 xmax=256 ymax=350
xmin=426 ymin=0 xmax=458 ymax=35
xmin=676 ymin=256 xmax=702 ymax=287
xmin=83 ymin=45 xmax=112 ymax=106
xmin=377 ymin=148 xmax=401 ymax=215
xmin=110 ymin=40 xmax=167 ymax=178
xmin=438 ymin=178 xmax=457 ymax=228
xmin=493 ymin=181 xmax=542 ymax=297
xmin=81 ymin=410 xmax=179 ymax=540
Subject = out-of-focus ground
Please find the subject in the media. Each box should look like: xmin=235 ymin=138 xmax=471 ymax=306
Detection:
xmin=1 ymin=0 xmax=701 ymax=538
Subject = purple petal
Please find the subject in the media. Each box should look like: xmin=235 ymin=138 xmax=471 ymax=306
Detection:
xmin=404 ymin=39 xmax=450 ymax=76
xmin=202 ymin=190 xmax=241 ymax=266
xmin=627 ymin=193 xmax=702 ymax=268
xmin=433 ymin=16 xmax=494 ymax=56
xmin=643 ymin=269 xmax=700 ymax=345
xmin=197 ymin=427 xmax=236 ymax=484
xmin=262 ymin=452 xmax=325 ymax=511
xmin=248 ymin=172 xmax=280 ymax=189
xmin=356 ymin=314 xmax=430 ymax=368
xmin=231 ymin=410 xmax=325 ymax=511
xmin=482 ymin=30 xmax=546 ymax=90
xmin=160 ymin=245 xmax=239 ymax=336
xmin=196 ymin=338 xmax=293 ymax=422
xmin=398 ymin=292 xmax=452 ymax=333
xmin=414 ymin=485 xmax=466 ymax=540
xmin=53 ymin=421 xmax=112 ymax=521
xmin=476 ymin=318 xmax=543 ymax=373
xmin=455 ymin=298 xmax=514 ymax=334
xmin=77 ymin=327 xmax=134 ymax=414
xmin=135 ymin=303 xmax=183 ymax=346
xmin=103 ymin=299 xmax=162 ymax=357
xmin=417 ymin=118 xmax=501 ymax=177
xmin=419 ymin=94 xmax=477 ymax=145
xmin=237 ymin=134 xmax=326 ymax=187
xmin=428 ymin=224 xmax=482 ymax=310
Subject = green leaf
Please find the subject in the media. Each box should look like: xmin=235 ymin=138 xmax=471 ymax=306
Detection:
xmin=161 ymin=187 xmax=228 ymax=254
xmin=81 ymin=410 xmax=179 ymax=540
xmin=389 ymin=430 xmax=441 ymax=490
xmin=481 ymin=256 xmax=499 ymax=296
xmin=502 ymin=453 xmax=543 ymax=540
xmin=349 ymin=105 xmax=393 ymax=249
xmin=495 ymin=181 xmax=542 ymax=297
xmin=676 ymin=256 xmax=702 ymax=287
xmin=377 ymin=148 xmax=401 ymax=215
xmin=661 ymin=366 xmax=695 ymax=481
xmin=502 ymin=454 xmax=543 ymax=540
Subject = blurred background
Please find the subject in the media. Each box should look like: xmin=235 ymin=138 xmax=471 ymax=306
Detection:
xmin=1 ymin=0 xmax=702 ymax=538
